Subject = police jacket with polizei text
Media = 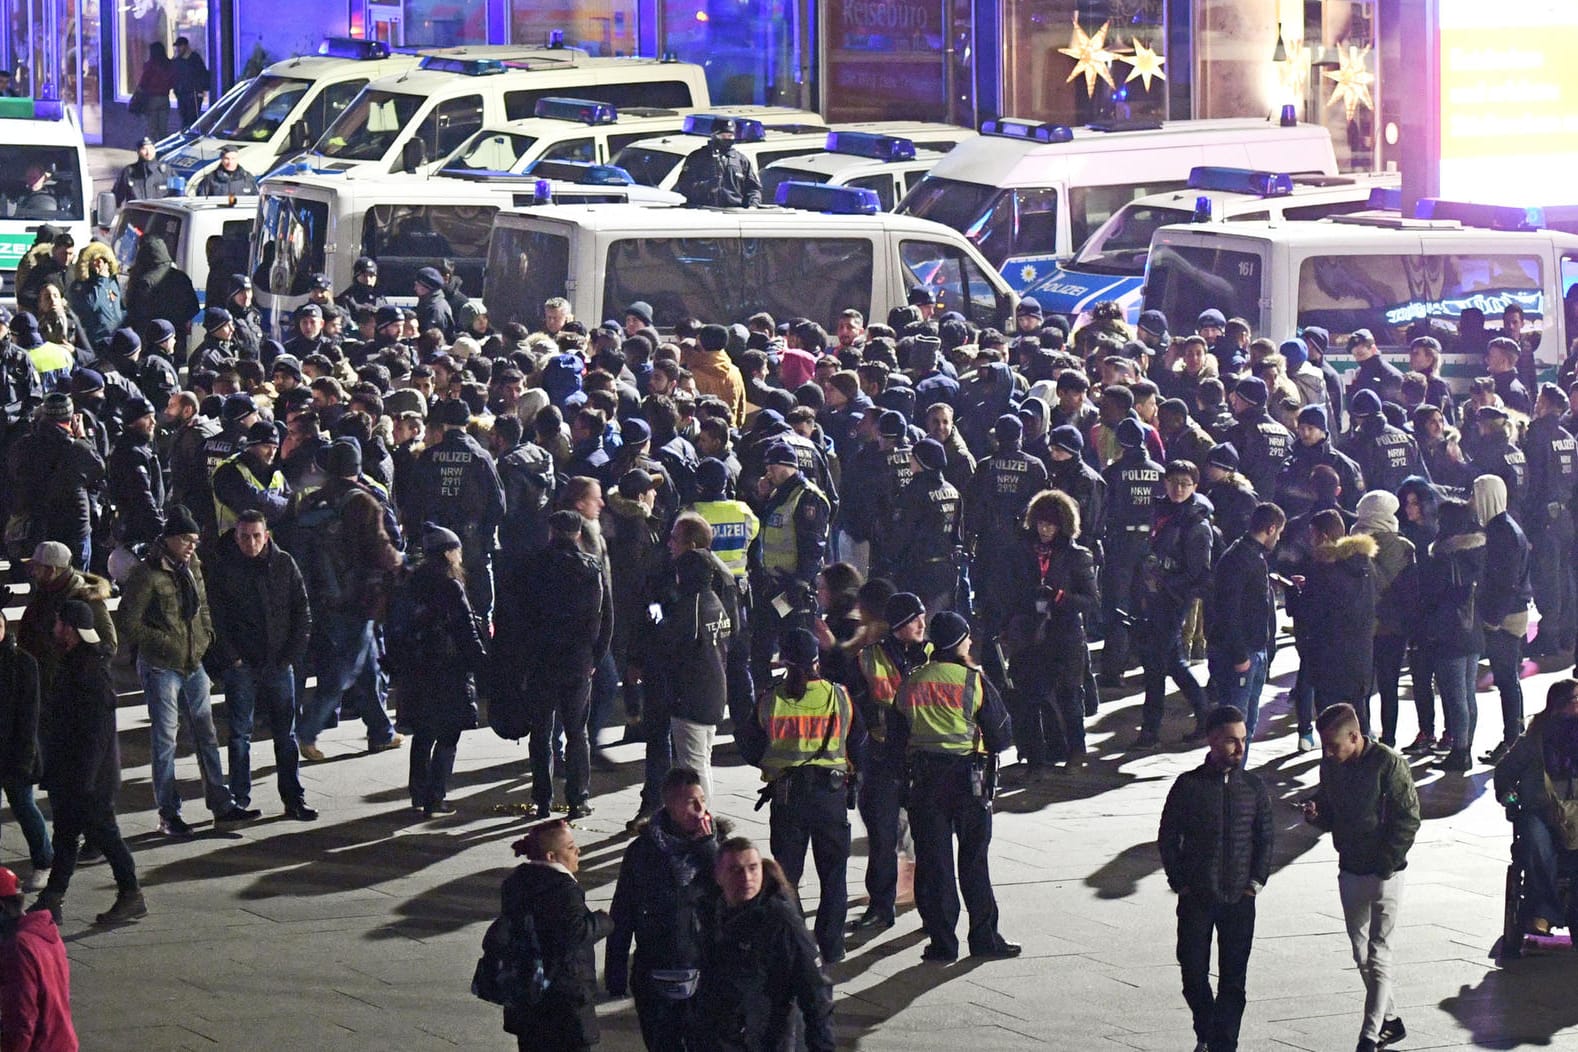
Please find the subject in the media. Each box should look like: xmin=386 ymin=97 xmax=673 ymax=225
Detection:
xmin=887 ymin=467 xmax=959 ymax=587
xmin=1340 ymin=419 xmax=1428 ymax=496
xmin=1224 ymin=405 xmax=1292 ymax=501
xmin=1099 ymin=448 xmax=1164 ymax=532
xmin=406 ymin=428 xmax=506 ymax=541
xmin=1524 ymin=413 xmax=1577 ymax=527
xmin=1158 ymin=759 xmax=1273 ymax=904
xmin=963 ymin=444 xmax=1048 ymax=548
xmin=1473 ymin=435 xmax=1527 ymax=526
xmin=753 ymin=471 xmax=829 ymax=584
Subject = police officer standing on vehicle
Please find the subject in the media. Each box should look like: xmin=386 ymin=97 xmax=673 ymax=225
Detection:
xmin=754 ymin=628 xmax=861 ymax=964
xmin=893 ymin=610 xmax=1018 ymax=963
xmin=889 ymin=438 xmax=961 ymax=614
xmin=850 ymin=592 xmax=930 ymax=932
xmin=675 ymin=118 xmax=762 ymax=208
xmin=1523 ymin=383 xmax=1578 ymax=657
xmin=1098 ymin=418 xmax=1164 ymax=687
xmin=748 ymin=441 xmax=831 ymax=684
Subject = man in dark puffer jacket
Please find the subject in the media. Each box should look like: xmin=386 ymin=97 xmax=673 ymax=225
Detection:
xmin=1158 ymin=704 xmax=1273 ymax=1052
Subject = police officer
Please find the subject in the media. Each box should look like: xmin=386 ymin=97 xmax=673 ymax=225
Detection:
xmin=338 ymin=257 xmax=383 ymax=312
xmin=675 ymin=118 xmax=762 ymax=208
xmin=688 ymin=457 xmax=760 ymax=726
xmin=194 ymin=145 xmax=259 ymax=197
xmin=197 ymin=392 xmax=260 ymax=537
xmin=226 ymin=275 xmax=264 ymax=363
xmin=1276 ymin=404 xmax=1364 ymax=519
xmin=112 ymin=137 xmax=171 ymax=206
xmin=211 ymin=421 xmax=288 ymax=533
xmin=963 ymin=414 xmax=1048 ymax=644
xmin=868 ymin=409 xmax=915 ymax=580
xmin=1341 ymin=389 xmax=1427 ymax=496
xmin=405 ymin=398 xmax=507 ymax=626
xmin=850 ymin=592 xmax=930 ymax=931
xmin=748 ymin=441 xmax=831 ymax=684
xmin=413 ymin=266 xmax=455 ymax=339
xmin=1524 ymin=383 xmax=1578 ymax=656
xmin=1473 ymin=404 xmax=1527 ymax=526
xmin=1046 ymin=425 xmax=1107 ymax=553
xmin=892 ymin=610 xmax=1018 ymax=963
xmin=755 ymin=628 xmax=860 ymax=963
xmin=1223 ymin=377 xmax=1292 ymax=502
xmin=189 ymin=307 xmax=236 ymax=374
xmin=1098 ymin=417 xmax=1164 ymax=686
xmin=889 ymin=438 xmax=961 ymax=613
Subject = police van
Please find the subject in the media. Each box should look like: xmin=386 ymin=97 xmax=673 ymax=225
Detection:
xmin=439 ymin=99 xmax=825 ymax=174
xmin=252 ymin=162 xmax=682 ymax=331
xmin=304 ymin=48 xmax=710 ymax=178
xmin=109 ymin=195 xmax=257 ymax=310
xmin=153 ymin=75 xmax=256 ymax=156
xmin=160 ymin=38 xmax=422 ymax=195
xmin=481 ymin=184 xmax=1017 ymax=334
xmin=0 ymin=97 xmax=94 ymax=295
xmin=613 ymin=118 xmax=970 ymax=192
xmin=1027 ymin=166 xmax=1399 ymax=323
xmin=1142 ymin=202 xmax=1578 ymax=385
xmin=759 ymin=129 xmax=975 ymax=211
xmin=895 ymin=115 xmax=1339 ymax=293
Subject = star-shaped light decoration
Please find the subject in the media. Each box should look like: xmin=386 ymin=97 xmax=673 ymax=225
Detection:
xmin=1279 ymin=38 xmax=1311 ymax=102
xmin=1060 ymin=19 xmax=1118 ymax=96
xmin=1118 ymin=39 xmax=1167 ymax=91
xmin=1322 ymin=44 xmax=1375 ymax=121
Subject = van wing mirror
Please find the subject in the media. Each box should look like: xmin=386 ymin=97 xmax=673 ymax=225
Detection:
xmin=288 ymin=120 xmax=312 ymax=152
xmin=95 ymin=191 xmax=117 ymax=228
xmin=400 ymin=138 xmax=428 ymax=174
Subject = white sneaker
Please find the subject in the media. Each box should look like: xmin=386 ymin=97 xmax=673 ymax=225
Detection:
xmin=1297 ymin=732 xmax=1317 ymax=753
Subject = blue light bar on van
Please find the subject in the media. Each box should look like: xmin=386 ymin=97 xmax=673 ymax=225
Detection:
xmin=533 ymin=179 xmax=552 ymax=204
xmin=548 ymin=29 xmax=566 ymax=49
xmin=682 ymin=115 xmax=765 ymax=142
xmin=318 ymin=37 xmax=390 ymax=60
xmin=1366 ymin=187 xmax=1401 ymax=212
xmin=1186 ymin=167 xmax=1293 ymax=197
xmin=0 ymin=97 xmax=64 ymax=120
xmin=418 ymin=55 xmax=507 ymax=76
xmin=521 ymin=159 xmax=634 ymax=185
xmin=1413 ymin=198 xmax=1543 ymax=232
xmin=1192 ymin=196 xmax=1212 ymax=222
xmin=825 ymin=131 xmax=915 ymax=161
xmin=534 ymin=97 xmax=617 ymax=125
xmin=979 ymin=118 xmax=1073 ymax=143
xmin=776 ymin=181 xmax=880 ymax=215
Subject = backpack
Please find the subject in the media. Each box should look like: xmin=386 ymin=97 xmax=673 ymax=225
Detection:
xmin=381 ymin=569 xmax=426 ymax=676
xmin=283 ymin=489 xmax=357 ymax=611
xmin=471 ymin=910 xmax=550 ymax=1008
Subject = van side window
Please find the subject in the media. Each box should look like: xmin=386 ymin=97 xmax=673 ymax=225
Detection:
xmin=1068 ymin=181 xmax=1185 ymax=251
xmin=484 ymin=226 xmax=570 ymax=331
xmin=541 ymin=138 xmax=596 ymax=164
xmin=1145 ymin=244 xmax=1263 ymax=334
xmin=361 ymin=203 xmax=498 ymax=300
xmin=900 ymin=239 xmax=1005 ymax=328
xmin=847 ymin=174 xmax=895 ymax=211
xmin=412 ymin=95 xmax=485 ymax=165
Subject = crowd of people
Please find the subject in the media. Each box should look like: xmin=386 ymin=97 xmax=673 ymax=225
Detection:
xmin=4 ymin=233 xmax=1578 ymax=1051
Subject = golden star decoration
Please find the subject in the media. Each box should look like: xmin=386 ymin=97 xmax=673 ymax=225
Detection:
xmin=1322 ymin=44 xmax=1375 ymax=121
xmin=1280 ymin=39 xmax=1311 ymax=101
xmin=1118 ymin=40 xmax=1167 ymax=91
xmin=1060 ymin=19 xmax=1118 ymax=96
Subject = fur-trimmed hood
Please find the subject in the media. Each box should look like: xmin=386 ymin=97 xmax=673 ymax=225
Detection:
xmin=1432 ymin=530 xmax=1486 ymax=556
xmin=1314 ymin=532 xmax=1378 ymax=564
xmin=73 ymin=241 xmax=118 ymax=281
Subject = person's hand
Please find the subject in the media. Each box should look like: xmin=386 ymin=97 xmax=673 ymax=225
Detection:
xmin=812 ymin=617 xmax=835 ymax=649
xmin=1289 ymin=574 xmax=1305 ymax=590
xmin=1234 ymin=658 xmax=1251 ymax=673
xmin=1301 ymin=800 xmax=1319 ymax=823
xmin=699 ymin=811 xmax=714 ymax=836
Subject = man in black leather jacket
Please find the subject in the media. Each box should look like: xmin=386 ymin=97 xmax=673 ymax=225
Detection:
xmin=675 ymin=121 xmax=762 ymax=208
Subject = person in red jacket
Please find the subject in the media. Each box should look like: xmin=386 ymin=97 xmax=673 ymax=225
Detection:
xmin=0 ymin=865 xmax=78 ymax=1051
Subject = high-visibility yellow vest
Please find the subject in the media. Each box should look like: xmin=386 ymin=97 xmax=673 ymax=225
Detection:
xmin=896 ymin=660 xmax=984 ymax=757
xmin=27 ymin=341 xmax=73 ymax=376
xmin=858 ymin=640 xmax=930 ymax=707
xmin=759 ymin=480 xmax=825 ymax=576
xmin=692 ymin=499 xmax=758 ymax=579
xmin=213 ymin=452 xmax=285 ymax=533
xmin=757 ymin=679 xmax=851 ymax=780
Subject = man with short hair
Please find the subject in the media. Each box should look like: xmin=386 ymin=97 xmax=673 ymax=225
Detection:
xmin=194 ymin=145 xmax=257 ymax=197
xmin=171 ymin=35 xmax=208 ymax=127
xmin=1135 ymin=460 xmax=1214 ymax=747
xmin=1159 ymin=705 xmax=1272 ymax=1052
xmin=1302 ymin=703 xmax=1420 ymax=1052
xmin=1206 ymin=503 xmax=1284 ymax=753
xmin=113 ymin=136 xmax=172 ymax=205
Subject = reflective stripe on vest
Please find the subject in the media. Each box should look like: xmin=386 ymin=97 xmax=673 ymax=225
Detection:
xmin=897 ymin=661 xmax=983 ymax=756
xmin=758 ymin=679 xmax=850 ymax=780
xmin=859 ymin=644 xmax=905 ymax=706
xmin=759 ymin=483 xmax=806 ymax=575
xmin=693 ymin=499 xmax=755 ymax=579
xmin=213 ymin=452 xmax=285 ymax=533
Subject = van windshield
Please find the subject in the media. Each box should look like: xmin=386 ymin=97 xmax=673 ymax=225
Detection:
xmin=611 ymin=145 xmax=686 ymax=187
xmin=1144 ymin=243 xmax=1264 ymax=333
xmin=251 ymin=192 xmax=328 ymax=297
xmin=0 ymin=146 xmax=84 ymax=222
xmin=316 ymin=90 xmax=425 ymax=161
xmin=485 ymin=225 xmax=571 ymax=331
xmin=447 ymin=130 xmax=541 ymax=172
xmin=1072 ymin=203 xmax=1191 ymax=275
xmin=899 ymin=178 xmax=1057 ymax=267
xmin=214 ymin=75 xmax=312 ymax=142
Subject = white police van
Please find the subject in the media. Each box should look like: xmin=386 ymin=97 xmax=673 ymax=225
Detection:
xmin=1142 ymin=201 xmax=1578 ymax=385
xmin=758 ymin=129 xmax=974 ymax=211
xmin=0 ymin=97 xmax=94 ymax=296
xmin=252 ymin=161 xmax=682 ymax=332
xmin=152 ymin=75 xmax=256 ymax=156
xmin=482 ymin=183 xmax=1017 ymax=334
xmin=1027 ymin=166 xmax=1399 ymax=323
xmin=440 ymin=99 xmax=825 ymax=174
xmin=160 ymin=38 xmax=422 ymax=195
xmin=304 ymin=47 xmax=709 ymax=178
xmin=109 ymin=196 xmax=257 ymax=309
xmin=895 ymin=115 xmax=1338 ymax=294
xmin=613 ymin=118 xmax=970 ymax=191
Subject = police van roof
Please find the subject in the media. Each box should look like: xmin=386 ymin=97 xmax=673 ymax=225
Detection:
xmin=374 ymin=52 xmax=692 ymax=95
xmin=125 ymin=195 xmax=260 ymax=214
xmin=763 ymin=147 xmax=947 ymax=180
xmin=491 ymin=200 xmax=978 ymax=234
xmin=1151 ymin=215 xmax=1578 ymax=251
xmin=1137 ymin=170 xmax=1399 ymax=214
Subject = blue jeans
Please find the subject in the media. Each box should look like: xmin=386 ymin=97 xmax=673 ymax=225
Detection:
xmin=140 ymin=661 xmax=234 ymax=820
xmin=2 ymin=781 xmax=52 ymax=869
xmin=1517 ymin=811 xmax=1564 ymax=925
xmin=224 ymin=664 xmax=305 ymax=809
xmin=1434 ymin=652 xmax=1480 ymax=749
xmin=299 ymin=613 xmax=395 ymax=746
xmin=1207 ymin=648 xmax=1268 ymax=757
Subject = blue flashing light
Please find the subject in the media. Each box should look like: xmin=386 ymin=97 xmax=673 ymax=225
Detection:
xmin=547 ymin=29 xmax=566 ymax=49
xmin=168 ymin=174 xmax=188 ymax=193
xmin=418 ymin=55 xmax=507 ymax=76
xmin=318 ymin=37 xmax=390 ymax=60
xmin=1187 ymin=166 xmax=1293 ymax=197
xmin=825 ymin=131 xmax=915 ymax=162
xmin=30 ymin=100 xmax=65 ymax=121
xmin=1192 ymin=196 xmax=1213 ymax=223
xmin=979 ymin=118 xmax=1073 ymax=143
xmin=1414 ymin=198 xmax=1543 ymax=232
xmin=534 ymin=97 xmax=617 ymax=125
xmin=533 ymin=178 xmax=552 ymax=204
xmin=0 ymin=97 xmax=66 ymax=120
xmin=1280 ymin=104 xmax=1298 ymax=128
xmin=682 ymin=114 xmax=765 ymax=143
xmin=775 ymin=181 xmax=881 ymax=215
xmin=1366 ymin=187 xmax=1401 ymax=212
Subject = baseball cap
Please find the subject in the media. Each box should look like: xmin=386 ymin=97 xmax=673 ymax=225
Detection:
xmin=59 ymin=599 xmax=100 ymax=645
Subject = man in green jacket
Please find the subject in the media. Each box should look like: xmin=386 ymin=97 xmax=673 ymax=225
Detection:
xmin=1302 ymin=703 xmax=1420 ymax=1052
xmin=119 ymin=504 xmax=253 ymax=838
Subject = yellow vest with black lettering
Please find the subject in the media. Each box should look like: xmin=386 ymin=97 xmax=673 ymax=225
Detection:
xmin=213 ymin=452 xmax=285 ymax=533
xmin=692 ymin=498 xmax=758 ymax=579
xmin=757 ymin=679 xmax=851 ymax=781
xmin=896 ymin=660 xmax=984 ymax=756
xmin=759 ymin=480 xmax=824 ymax=576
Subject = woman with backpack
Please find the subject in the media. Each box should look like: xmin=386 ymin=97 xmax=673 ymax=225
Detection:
xmin=394 ymin=525 xmax=486 ymax=816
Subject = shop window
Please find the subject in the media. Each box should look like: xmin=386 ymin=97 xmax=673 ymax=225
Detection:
xmin=404 ymin=0 xmax=486 ymax=46
xmin=117 ymin=0 xmax=205 ymax=98
xmin=664 ymin=0 xmax=810 ymax=108
xmin=1002 ymin=0 xmax=1167 ymax=124
xmin=512 ymin=0 xmax=637 ymax=56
